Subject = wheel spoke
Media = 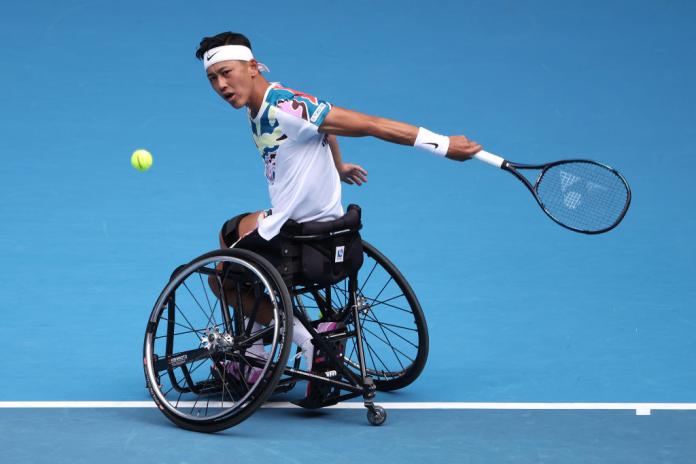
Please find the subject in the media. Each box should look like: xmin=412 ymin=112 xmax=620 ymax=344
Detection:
xmin=362 ymin=330 xmax=394 ymax=377
xmin=182 ymin=280 xmax=219 ymax=329
xmin=358 ymin=260 xmax=379 ymax=294
xmin=361 ymin=315 xmax=418 ymax=333
xmin=198 ymin=270 xmax=215 ymax=317
xmin=157 ymin=315 xmax=206 ymax=335
xmin=362 ymin=315 xmax=419 ymax=350
xmin=360 ymin=324 xmax=415 ymax=363
xmin=360 ymin=294 xmax=412 ymax=314
xmin=370 ymin=276 xmax=393 ymax=308
xmin=361 ymin=309 xmax=406 ymax=372
xmin=155 ymin=321 xmax=225 ymax=340
xmin=174 ymin=303 xmax=207 ymax=344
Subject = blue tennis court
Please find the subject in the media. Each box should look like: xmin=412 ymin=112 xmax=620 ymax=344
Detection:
xmin=1 ymin=0 xmax=695 ymax=461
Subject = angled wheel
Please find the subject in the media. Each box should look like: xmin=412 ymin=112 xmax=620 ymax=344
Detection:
xmin=143 ymin=248 xmax=293 ymax=432
xmin=294 ymin=240 xmax=428 ymax=391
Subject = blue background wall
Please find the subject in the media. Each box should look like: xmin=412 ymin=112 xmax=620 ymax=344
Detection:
xmin=1 ymin=0 xmax=695 ymax=403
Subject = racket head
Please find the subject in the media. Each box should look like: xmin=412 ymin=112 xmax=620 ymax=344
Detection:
xmin=531 ymin=159 xmax=631 ymax=234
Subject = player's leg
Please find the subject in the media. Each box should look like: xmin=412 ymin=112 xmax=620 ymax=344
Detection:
xmin=236 ymin=211 xmax=264 ymax=240
xmin=204 ymin=212 xmax=276 ymax=380
xmin=209 ymin=212 xmax=274 ymax=324
xmin=209 ymin=212 xmax=315 ymax=368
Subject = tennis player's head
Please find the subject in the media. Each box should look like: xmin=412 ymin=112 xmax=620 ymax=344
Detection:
xmin=196 ymin=32 xmax=270 ymax=109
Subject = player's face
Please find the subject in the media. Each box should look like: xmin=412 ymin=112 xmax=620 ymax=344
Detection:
xmin=206 ymin=60 xmax=255 ymax=109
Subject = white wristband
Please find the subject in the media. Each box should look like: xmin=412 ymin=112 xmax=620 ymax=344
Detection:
xmin=414 ymin=127 xmax=450 ymax=157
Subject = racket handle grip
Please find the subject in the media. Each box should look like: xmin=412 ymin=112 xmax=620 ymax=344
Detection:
xmin=473 ymin=150 xmax=505 ymax=168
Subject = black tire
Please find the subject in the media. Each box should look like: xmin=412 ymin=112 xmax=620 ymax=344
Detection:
xmin=295 ymin=241 xmax=428 ymax=391
xmin=143 ymin=249 xmax=293 ymax=433
xmin=367 ymin=406 xmax=387 ymax=426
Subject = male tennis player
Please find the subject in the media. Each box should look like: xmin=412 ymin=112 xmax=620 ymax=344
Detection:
xmin=197 ymin=31 xmax=482 ymax=373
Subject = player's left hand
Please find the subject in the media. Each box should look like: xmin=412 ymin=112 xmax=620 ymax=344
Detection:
xmin=339 ymin=163 xmax=368 ymax=186
xmin=446 ymin=136 xmax=482 ymax=162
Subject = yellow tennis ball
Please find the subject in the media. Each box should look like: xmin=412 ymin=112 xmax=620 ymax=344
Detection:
xmin=131 ymin=149 xmax=153 ymax=172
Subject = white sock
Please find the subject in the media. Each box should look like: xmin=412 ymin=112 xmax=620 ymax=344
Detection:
xmin=245 ymin=319 xmax=267 ymax=360
xmin=292 ymin=316 xmax=314 ymax=369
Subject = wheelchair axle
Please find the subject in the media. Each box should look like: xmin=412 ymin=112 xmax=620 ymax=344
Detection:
xmin=200 ymin=327 xmax=234 ymax=352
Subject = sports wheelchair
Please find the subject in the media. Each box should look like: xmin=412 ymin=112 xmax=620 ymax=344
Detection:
xmin=143 ymin=205 xmax=428 ymax=432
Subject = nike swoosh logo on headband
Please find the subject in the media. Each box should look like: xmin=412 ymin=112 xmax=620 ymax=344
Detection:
xmin=206 ymin=51 xmax=219 ymax=61
xmin=424 ymin=142 xmax=439 ymax=148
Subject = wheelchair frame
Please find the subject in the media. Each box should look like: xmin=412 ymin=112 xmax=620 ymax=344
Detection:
xmin=143 ymin=227 xmax=427 ymax=432
xmin=272 ymin=228 xmax=383 ymax=418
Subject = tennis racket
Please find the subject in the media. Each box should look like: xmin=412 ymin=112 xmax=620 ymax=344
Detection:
xmin=473 ymin=150 xmax=631 ymax=234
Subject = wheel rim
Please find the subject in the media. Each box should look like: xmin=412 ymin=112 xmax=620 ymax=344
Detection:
xmin=294 ymin=242 xmax=426 ymax=387
xmin=144 ymin=255 xmax=287 ymax=423
xmin=344 ymin=252 xmax=422 ymax=382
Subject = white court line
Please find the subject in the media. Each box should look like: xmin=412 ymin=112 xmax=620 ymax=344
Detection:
xmin=1 ymin=402 xmax=695 ymax=415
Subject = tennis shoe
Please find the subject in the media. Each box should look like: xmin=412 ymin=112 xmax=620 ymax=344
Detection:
xmin=295 ymin=321 xmax=344 ymax=409
xmin=296 ymin=322 xmax=339 ymax=372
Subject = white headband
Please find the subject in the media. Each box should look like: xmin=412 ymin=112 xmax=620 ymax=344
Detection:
xmin=203 ymin=45 xmax=270 ymax=72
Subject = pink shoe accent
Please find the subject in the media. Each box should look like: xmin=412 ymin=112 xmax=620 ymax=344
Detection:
xmin=216 ymin=360 xmax=263 ymax=384
xmin=317 ymin=322 xmax=338 ymax=333
xmin=312 ymin=322 xmax=339 ymax=366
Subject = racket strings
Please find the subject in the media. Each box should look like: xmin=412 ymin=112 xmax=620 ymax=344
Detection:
xmin=535 ymin=161 xmax=629 ymax=232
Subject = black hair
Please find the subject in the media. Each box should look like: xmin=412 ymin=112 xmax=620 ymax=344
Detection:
xmin=195 ymin=32 xmax=252 ymax=60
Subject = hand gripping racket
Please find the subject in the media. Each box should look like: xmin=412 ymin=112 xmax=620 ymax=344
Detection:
xmin=473 ymin=150 xmax=631 ymax=234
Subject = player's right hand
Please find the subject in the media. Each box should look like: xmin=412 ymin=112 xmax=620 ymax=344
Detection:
xmin=446 ymin=136 xmax=482 ymax=162
xmin=339 ymin=163 xmax=368 ymax=186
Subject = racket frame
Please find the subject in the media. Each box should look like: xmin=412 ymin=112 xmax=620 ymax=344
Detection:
xmin=497 ymin=158 xmax=631 ymax=234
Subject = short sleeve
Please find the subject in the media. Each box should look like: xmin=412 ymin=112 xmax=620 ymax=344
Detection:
xmin=270 ymin=86 xmax=332 ymax=140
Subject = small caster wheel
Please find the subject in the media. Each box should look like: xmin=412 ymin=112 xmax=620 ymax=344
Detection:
xmin=367 ymin=406 xmax=387 ymax=426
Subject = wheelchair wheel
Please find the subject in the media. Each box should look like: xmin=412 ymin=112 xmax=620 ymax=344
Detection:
xmin=296 ymin=240 xmax=428 ymax=391
xmin=143 ymin=249 xmax=293 ymax=433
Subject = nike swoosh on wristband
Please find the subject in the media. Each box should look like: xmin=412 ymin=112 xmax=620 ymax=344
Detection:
xmin=424 ymin=142 xmax=439 ymax=149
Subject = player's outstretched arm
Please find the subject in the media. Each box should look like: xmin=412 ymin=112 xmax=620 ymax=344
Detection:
xmin=319 ymin=106 xmax=482 ymax=162
xmin=327 ymin=134 xmax=368 ymax=185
